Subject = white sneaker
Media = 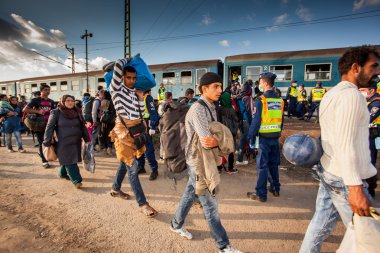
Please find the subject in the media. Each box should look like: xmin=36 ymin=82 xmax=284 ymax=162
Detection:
xmin=170 ymin=225 xmax=193 ymax=240
xmin=235 ymin=160 xmax=248 ymax=166
xmin=219 ymin=245 xmax=243 ymax=253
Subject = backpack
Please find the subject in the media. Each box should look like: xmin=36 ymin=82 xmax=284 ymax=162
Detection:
xmin=100 ymin=100 xmax=115 ymax=124
xmin=83 ymin=97 xmax=94 ymax=122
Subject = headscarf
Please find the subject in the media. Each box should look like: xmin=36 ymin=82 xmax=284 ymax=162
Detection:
xmin=9 ymin=96 xmax=18 ymax=109
xmin=220 ymin=92 xmax=232 ymax=108
xmin=0 ymin=101 xmax=14 ymax=111
xmin=58 ymin=95 xmax=83 ymax=121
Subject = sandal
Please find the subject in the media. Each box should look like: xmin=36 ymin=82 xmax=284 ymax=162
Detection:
xmin=141 ymin=203 xmax=158 ymax=218
xmin=110 ymin=190 xmax=130 ymax=200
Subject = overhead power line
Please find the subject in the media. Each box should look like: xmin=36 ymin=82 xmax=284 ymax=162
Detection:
xmin=32 ymin=50 xmax=72 ymax=69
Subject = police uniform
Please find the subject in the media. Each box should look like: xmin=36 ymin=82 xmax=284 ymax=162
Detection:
xmin=307 ymin=82 xmax=326 ymax=121
xmin=295 ymin=87 xmax=307 ymax=120
xmin=247 ymin=72 xmax=284 ymax=202
xmin=137 ymin=93 xmax=159 ymax=177
xmin=158 ymin=86 xmax=165 ymax=103
xmin=286 ymin=81 xmax=298 ymax=117
xmin=366 ymin=87 xmax=380 ymax=196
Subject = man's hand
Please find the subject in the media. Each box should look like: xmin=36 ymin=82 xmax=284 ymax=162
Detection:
xmin=148 ymin=129 xmax=155 ymax=136
xmin=135 ymin=89 xmax=144 ymax=100
xmin=200 ymin=136 xmax=219 ymax=149
xmin=348 ymin=185 xmax=371 ymax=216
xmin=7 ymin=111 xmax=18 ymax=116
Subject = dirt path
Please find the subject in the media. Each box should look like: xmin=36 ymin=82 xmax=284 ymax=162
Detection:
xmin=0 ymin=127 xmax=379 ymax=252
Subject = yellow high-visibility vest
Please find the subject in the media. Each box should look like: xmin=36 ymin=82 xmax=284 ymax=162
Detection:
xmin=311 ymin=88 xmax=326 ymax=102
xmin=143 ymin=95 xmax=149 ymax=119
xmin=297 ymin=90 xmax=307 ymax=102
xmin=158 ymin=88 xmax=165 ymax=101
xmin=289 ymin=86 xmax=298 ymax=98
xmin=377 ymin=82 xmax=380 ymax=94
xmin=259 ymin=95 xmax=284 ymax=134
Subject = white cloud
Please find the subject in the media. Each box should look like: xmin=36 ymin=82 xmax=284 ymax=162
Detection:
xmin=296 ymin=5 xmax=313 ymax=21
xmin=64 ymin=56 xmax=110 ymax=72
xmin=353 ymin=0 xmax=380 ymax=10
xmin=218 ymin=40 xmax=230 ymax=47
xmin=240 ymin=40 xmax=251 ymax=47
xmin=200 ymin=14 xmax=215 ymax=26
xmin=266 ymin=13 xmax=288 ymax=32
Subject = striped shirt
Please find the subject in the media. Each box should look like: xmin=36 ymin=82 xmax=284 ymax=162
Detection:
xmin=185 ymin=96 xmax=217 ymax=165
xmin=110 ymin=58 xmax=145 ymax=120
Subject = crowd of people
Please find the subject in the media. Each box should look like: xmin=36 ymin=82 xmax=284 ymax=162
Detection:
xmin=1 ymin=45 xmax=379 ymax=253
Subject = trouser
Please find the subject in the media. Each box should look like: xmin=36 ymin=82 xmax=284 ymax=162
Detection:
xmin=288 ymin=98 xmax=297 ymax=117
xmin=367 ymin=138 xmax=378 ymax=196
xmin=90 ymin=123 xmax=102 ymax=148
xmin=296 ymin=102 xmax=305 ymax=119
xmin=112 ymin=160 xmax=148 ymax=207
xmin=171 ymin=168 xmax=230 ymax=250
xmin=137 ymin=134 xmax=158 ymax=172
xmin=36 ymin=131 xmax=48 ymax=163
xmin=59 ymin=164 xmax=82 ymax=185
xmin=6 ymin=131 xmax=23 ymax=150
xmin=237 ymin=120 xmax=250 ymax=162
xmin=255 ymin=137 xmax=281 ymax=199
xmin=299 ymin=164 xmax=372 ymax=253
xmin=307 ymin=102 xmax=320 ymax=120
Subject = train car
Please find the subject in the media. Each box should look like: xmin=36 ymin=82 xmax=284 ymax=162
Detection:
xmin=149 ymin=59 xmax=223 ymax=99
xmin=0 ymin=80 xmax=17 ymax=97
xmin=224 ymin=45 xmax=380 ymax=96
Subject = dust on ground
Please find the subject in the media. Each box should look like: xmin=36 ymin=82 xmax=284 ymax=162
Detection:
xmin=0 ymin=118 xmax=379 ymax=253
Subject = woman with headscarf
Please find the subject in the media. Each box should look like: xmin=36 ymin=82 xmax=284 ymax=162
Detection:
xmin=1 ymin=96 xmax=25 ymax=152
xmin=44 ymin=95 xmax=90 ymax=189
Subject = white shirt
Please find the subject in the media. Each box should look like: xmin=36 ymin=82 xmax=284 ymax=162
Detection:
xmin=319 ymin=81 xmax=377 ymax=185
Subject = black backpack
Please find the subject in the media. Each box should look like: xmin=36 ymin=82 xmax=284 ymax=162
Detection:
xmin=83 ymin=97 xmax=94 ymax=122
xmin=99 ymin=100 xmax=115 ymax=124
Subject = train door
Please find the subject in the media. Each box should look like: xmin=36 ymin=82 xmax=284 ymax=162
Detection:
xmin=228 ymin=66 xmax=242 ymax=84
xmin=195 ymin=68 xmax=207 ymax=95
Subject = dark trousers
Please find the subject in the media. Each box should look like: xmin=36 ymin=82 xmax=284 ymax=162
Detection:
xmin=36 ymin=131 xmax=48 ymax=163
xmin=296 ymin=102 xmax=305 ymax=119
xmin=368 ymin=138 xmax=378 ymax=196
xmin=255 ymin=137 xmax=281 ymax=199
xmin=137 ymin=134 xmax=158 ymax=172
xmin=59 ymin=164 xmax=82 ymax=184
xmin=288 ymin=98 xmax=297 ymax=117
xmin=307 ymin=102 xmax=320 ymax=120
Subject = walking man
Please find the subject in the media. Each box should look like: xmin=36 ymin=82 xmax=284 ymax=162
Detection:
xmin=246 ymin=72 xmax=284 ymax=202
xmin=109 ymin=62 xmax=158 ymax=218
xmin=170 ymin=72 xmax=242 ymax=253
xmin=299 ymin=45 xmax=380 ymax=252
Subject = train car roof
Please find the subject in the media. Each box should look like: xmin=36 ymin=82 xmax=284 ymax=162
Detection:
xmin=225 ymin=45 xmax=380 ymax=62
xmin=149 ymin=59 xmax=222 ymax=70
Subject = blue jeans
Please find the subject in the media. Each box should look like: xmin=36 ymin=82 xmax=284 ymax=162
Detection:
xmin=255 ymin=137 xmax=281 ymax=199
xmin=307 ymin=102 xmax=320 ymax=120
xmin=238 ymin=120 xmax=250 ymax=162
xmin=36 ymin=131 xmax=47 ymax=163
xmin=112 ymin=160 xmax=147 ymax=207
xmin=137 ymin=134 xmax=158 ymax=172
xmin=6 ymin=131 xmax=23 ymax=149
xmin=299 ymin=164 xmax=371 ymax=253
xmin=288 ymin=98 xmax=297 ymax=117
xmin=296 ymin=103 xmax=305 ymax=119
xmin=171 ymin=168 xmax=230 ymax=250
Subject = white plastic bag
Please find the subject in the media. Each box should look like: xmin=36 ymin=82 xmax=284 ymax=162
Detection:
xmin=353 ymin=207 xmax=380 ymax=253
xmin=82 ymin=143 xmax=95 ymax=173
xmin=336 ymin=221 xmax=356 ymax=253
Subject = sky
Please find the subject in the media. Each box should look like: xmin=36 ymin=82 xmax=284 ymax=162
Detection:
xmin=0 ymin=0 xmax=380 ymax=82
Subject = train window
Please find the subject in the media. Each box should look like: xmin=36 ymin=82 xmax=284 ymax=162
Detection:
xmin=181 ymin=71 xmax=192 ymax=85
xmin=31 ymin=83 xmax=38 ymax=92
xmin=72 ymin=80 xmax=80 ymax=91
xmin=60 ymin=81 xmax=68 ymax=91
xmin=1 ymin=87 xmax=6 ymax=91
xmin=50 ymin=82 xmax=57 ymax=91
xmin=195 ymin=68 xmax=207 ymax=95
xmin=24 ymin=84 xmax=30 ymax=94
xmin=162 ymin=72 xmax=175 ymax=85
xmin=269 ymin=65 xmax=293 ymax=81
xmin=98 ymin=78 xmax=105 ymax=83
xmin=304 ymin=63 xmax=332 ymax=81
xmin=246 ymin=66 xmax=262 ymax=82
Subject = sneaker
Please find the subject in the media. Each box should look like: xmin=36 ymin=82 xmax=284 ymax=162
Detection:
xmin=18 ymin=148 xmax=26 ymax=153
xmin=268 ymin=187 xmax=280 ymax=197
xmin=219 ymin=245 xmax=243 ymax=253
xmin=7 ymin=148 xmax=15 ymax=153
xmin=42 ymin=162 xmax=50 ymax=168
xmin=149 ymin=171 xmax=158 ymax=181
xmin=170 ymin=225 xmax=193 ymax=240
xmin=227 ymin=168 xmax=238 ymax=175
xmin=235 ymin=160 xmax=248 ymax=166
xmin=247 ymin=192 xmax=266 ymax=202
xmin=75 ymin=182 xmax=83 ymax=189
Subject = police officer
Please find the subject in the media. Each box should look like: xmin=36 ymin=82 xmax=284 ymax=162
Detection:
xmin=157 ymin=83 xmax=165 ymax=103
xmin=286 ymin=80 xmax=298 ymax=118
xmin=296 ymin=84 xmax=307 ymax=120
xmin=137 ymin=89 xmax=160 ymax=181
xmin=246 ymin=72 xmax=284 ymax=202
xmin=359 ymin=82 xmax=380 ymax=197
xmin=306 ymin=81 xmax=326 ymax=122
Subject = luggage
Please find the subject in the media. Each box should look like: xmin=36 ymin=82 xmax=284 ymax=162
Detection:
xmin=82 ymin=143 xmax=95 ymax=173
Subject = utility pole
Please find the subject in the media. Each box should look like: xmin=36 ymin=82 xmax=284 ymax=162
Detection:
xmin=124 ymin=0 xmax=131 ymax=58
xmin=65 ymin=44 xmax=75 ymax=73
xmin=80 ymin=30 xmax=93 ymax=92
